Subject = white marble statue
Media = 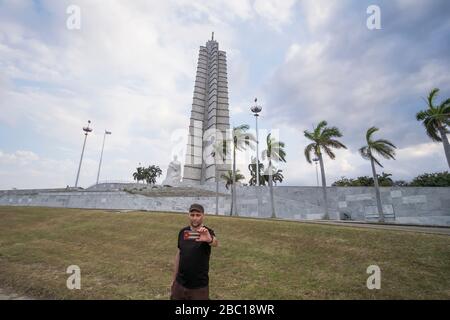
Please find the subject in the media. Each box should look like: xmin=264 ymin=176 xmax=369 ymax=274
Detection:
xmin=162 ymin=155 xmax=181 ymax=186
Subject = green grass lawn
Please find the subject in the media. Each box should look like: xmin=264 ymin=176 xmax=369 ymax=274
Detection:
xmin=0 ymin=206 xmax=449 ymax=299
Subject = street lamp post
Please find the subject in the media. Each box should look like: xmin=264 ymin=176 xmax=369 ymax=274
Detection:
xmin=313 ymin=157 xmax=319 ymax=187
xmin=251 ymin=98 xmax=262 ymax=186
xmin=96 ymin=130 xmax=112 ymax=185
xmin=75 ymin=120 xmax=93 ymax=188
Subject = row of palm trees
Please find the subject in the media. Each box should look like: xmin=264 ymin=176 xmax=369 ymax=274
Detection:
xmin=304 ymin=121 xmax=396 ymax=222
xmin=219 ymin=165 xmax=284 ymax=189
xmin=212 ymin=88 xmax=448 ymax=222
xmin=210 ymin=125 xmax=287 ymax=218
xmin=211 ymin=118 xmax=394 ymax=221
xmin=304 ymin=88 xmax=449 ymax=222
xmin=247 ymin=158 xmax=284 ymax=186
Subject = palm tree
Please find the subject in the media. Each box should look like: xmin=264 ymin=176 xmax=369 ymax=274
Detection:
xmin=304 ymin=121 xmax=347 ymax=219
xmin=359 ymin=127 xmax=397 ymax=223
xmin=271 ymin=169 xmax=284 ymax=185
xmin=248 ymin=156 xmax=265 ymax=186
xmin=230 ymin=125 xmax=255 ymax=216
xmin=143 ymin=165 xmax=162 ymax=184
xmin=261 ymin=167 xmax=284 ymax=185
xmin=261 ymin=133 xmax=286 ymax=218
xmin=132 ymin=166 xmax=145 ymax=183
xmin=132 ymin=169 xmax=139 ymax=183
xmin=416 ymin=88 xmax=450 ymax=168
xmin=211 ymin=138 xmax=230 ymax=215
xmin=378 ymin=172 xmax=394 ymax=187
xmin=221 ymin=170 xmax=245 ymax=215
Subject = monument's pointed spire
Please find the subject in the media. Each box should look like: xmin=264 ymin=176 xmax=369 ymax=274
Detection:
xmin=211 ymin=31 xmax=214 ymax=41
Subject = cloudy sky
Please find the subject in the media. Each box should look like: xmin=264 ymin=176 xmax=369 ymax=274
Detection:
xmin=0 ymin=0 xmax=449 ymax=189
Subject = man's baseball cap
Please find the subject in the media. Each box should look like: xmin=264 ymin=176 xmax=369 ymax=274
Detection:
xmin=189 ymin=203 xmax=204 ymax=213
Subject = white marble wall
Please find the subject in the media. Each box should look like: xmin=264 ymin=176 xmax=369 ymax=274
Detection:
xmin=1 ymin=185 xmax=449 ymax=226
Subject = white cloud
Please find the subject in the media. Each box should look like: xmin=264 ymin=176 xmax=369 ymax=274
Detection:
xmin=253 ymin=0 xmax=297 ymax=31
xmin=0 ymin=0 xmax=448 ymax=190
xmin=299 ymin=0 xmax=343 ymax=32
xmin=0 ymin=0 xmax=246 ymax=188
xmin=2 ymin=0 xmax=293 ymax=189
xmin=0 ymin=150 xmax=39 ymax=165
xmin=0 ymin=149 xmax=73 ymax=189
xmin=397 ymin=141 xmax=442 ymax=158
xmin=268 ymin=0 xmax=450 ymax=154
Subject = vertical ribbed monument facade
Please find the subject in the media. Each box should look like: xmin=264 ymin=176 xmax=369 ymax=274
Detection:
xmin=183 ymin=34 xmax=231 ymax=184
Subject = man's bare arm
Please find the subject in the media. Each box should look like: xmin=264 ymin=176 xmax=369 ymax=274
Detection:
xmin=172 ymin=250 xmax=180 ymax=282
xmin=209 ymin=236 xmax=218 ymax=247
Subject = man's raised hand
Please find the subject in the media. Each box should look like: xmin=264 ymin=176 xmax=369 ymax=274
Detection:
xmin=196 ymin=227 xmax=212 ymax=242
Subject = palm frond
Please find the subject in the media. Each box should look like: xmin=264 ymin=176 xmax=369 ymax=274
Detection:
xmin=304 ymin=143 xmax=315 ymax=164
xmin=359 ymin=146 xmax=371 ymax=160
xmin=326 ymin=139 xmax=347 ymax=150
xmin=372 ymin=144 xmax=396 ymax=160
xmin=315 ymin=120 xmax=328 ymax=135
xmin=304 ymin=130 xmax=315 ymax=141
xmin=427 ymin=88 xmax=439 ymax=108
xmin=424 ymin=117 xmax=441 ymax=141
xmin=322 ymin=126 xmax=343 ymax=139
xmin=361 ymin=127 xmax=397 ymax=166
xmin=375 ymin=139 xmax=396 ymax=149
xmin=322 ymin=145 xmax=336 ymax=160
xmin=416 ymin=109 xmax=431 ymax=122
xmin=366 ymin=126 xmax=379 ymax=143
xmin=417 ymin=88 xmax=450 ymax=142
xmin=234 ymin=124 xmax=250 ymax=132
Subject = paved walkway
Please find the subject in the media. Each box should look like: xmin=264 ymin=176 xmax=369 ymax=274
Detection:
xmin=301 ymin=220 xmax=450 ymax=236
xmin=236 ymin=215 xmax=450 ymax=235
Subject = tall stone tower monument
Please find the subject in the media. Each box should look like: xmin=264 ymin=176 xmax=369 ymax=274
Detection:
xmin=182 ymin=33 xmax=231 ymax=184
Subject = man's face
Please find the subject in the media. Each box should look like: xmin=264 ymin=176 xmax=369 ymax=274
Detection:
xmin=189 ymin=210 xmax=204 ymax=228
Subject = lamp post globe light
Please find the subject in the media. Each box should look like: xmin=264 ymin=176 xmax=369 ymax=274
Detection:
xmin=251 ymin=98 xmax=262 ymax=186
xmin=74 ymin=120 xmax=93 ymax=188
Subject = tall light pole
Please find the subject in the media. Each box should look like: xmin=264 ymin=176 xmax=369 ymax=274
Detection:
xmin=75 ymin=120 xmax=93 ymax=188
xmin=251 ymin=98 xmax=262 ymax=186
xmin=313 ymin=157 xmax=319 ymax=187
xmin=96 ymin=130 xmax=112 ymax=185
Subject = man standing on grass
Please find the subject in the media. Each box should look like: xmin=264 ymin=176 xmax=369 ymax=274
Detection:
xmin=170 ymin=203 xmax=218 ymax=300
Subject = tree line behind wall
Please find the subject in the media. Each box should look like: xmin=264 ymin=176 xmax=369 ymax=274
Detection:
xmin=332 ymin=171 xmax=450 ymax=187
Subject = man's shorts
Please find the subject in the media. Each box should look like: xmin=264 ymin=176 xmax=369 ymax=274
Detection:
xmin=170 ymin=280 xmax=209 ymax=300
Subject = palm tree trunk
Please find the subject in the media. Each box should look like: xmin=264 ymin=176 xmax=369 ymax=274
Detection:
xmin=370 ymin=156 xmax=384 ymax=223
xmin=229 ymin=185 xmax=234 ymax=216
xmin=438 ymin=125 xmax=450 ymax=168
xmin=268 ymin=159 xmax=276 ymax=218
xmin=318 ymin=153 xmax=329 ymax=219
xmin=232 ymin=146 xmax=237 ymax=216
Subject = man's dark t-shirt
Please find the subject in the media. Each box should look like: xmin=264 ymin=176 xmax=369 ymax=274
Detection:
xmin=176 ymin=226 xmax=215 ymax=289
